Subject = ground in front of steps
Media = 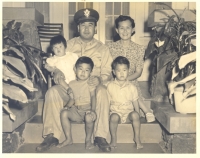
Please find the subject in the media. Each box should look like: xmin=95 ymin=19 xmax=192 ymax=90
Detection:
xmin=16 ymin=143 xmax=164 ymax=153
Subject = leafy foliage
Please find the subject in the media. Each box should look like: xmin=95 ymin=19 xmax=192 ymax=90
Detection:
xmin=2 ymin=20 xmax=47 ymax=121
xmin=145 ymin=3 xmax=196 ymax=104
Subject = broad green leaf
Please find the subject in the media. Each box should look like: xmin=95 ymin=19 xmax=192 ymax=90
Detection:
xmin=171 ymin=66 xmax=179 ymax=80
xmin=3 ymin=65 xmax=38 ymax=92
xmin=191 ymin=39 xmax=196 ymax=46
xmin=178 ymin=51 xmax=196 ymax=69
xmin=3 ymin=103 xmax=16 ymax=121
xmin=167 ymin=74 xmax=196 ymax=104
xmin=3 ymin=56 xmax=27 ymax=77
xmin=179 ymin=31 xmax=189 ymax=41
xmin=3 ymin=64 xmax=18 ymax=79
xmin=31 ymin=60 xmax=47 ymax=83
xmin=3 ymin=83 xmax=28 ymax=103
xmin=183 ymin=84 xmax=196 ymax=100
xmin=167 ymin=81 xmax=178 ymax=104
xmin=9 ymin=47 xmax=25 ymax=60
xmin=3 ymin=48 xmax=8 ymax=52
xmin=178 ymin=73 xmax=196 ymax=84
xmin=155 ymin=39 xmax=165 ymax=47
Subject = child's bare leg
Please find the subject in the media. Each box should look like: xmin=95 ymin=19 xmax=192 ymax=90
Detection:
xmin=57 ymin=110 xmax=73 ymax=148
xmin=138 ymin=99 xmax=151 ymax=113
xmin=85 ymin=113 xmax=96 ymax=149
xmin=109 ymin=113 xmax=120 ymax=148
xmin=129 ymin=111 xmax=143 ymax=149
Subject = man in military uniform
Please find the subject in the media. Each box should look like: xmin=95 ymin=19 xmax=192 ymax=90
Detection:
xmin=36 ymin=8 xmax=112 ymax=152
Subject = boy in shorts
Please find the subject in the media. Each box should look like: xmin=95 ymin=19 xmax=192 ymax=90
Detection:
xmin=107 ymin=56 xmax=143 ymax=150
xmin=57 ymin=56 xmax=97 ymax=150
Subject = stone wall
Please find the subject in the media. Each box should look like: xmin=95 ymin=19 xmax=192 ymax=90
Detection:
xmin=3 ymin=124 xmax=25 ymax=153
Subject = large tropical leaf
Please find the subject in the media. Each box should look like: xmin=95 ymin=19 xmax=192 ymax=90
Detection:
xmin=3 ymin=65 xmax=38 ymax=91
xmin=171 ymin=66 xmax=179 ymax=80
xmin=167 ymin=73 xmax=196 ymax=104
xmin=8 ymin=47 xmax=25 ymax=60
xmin=182 ymin=84 xmax=196 ymax=100
xmin=30 ymin=59 xmax=47 ymax=83
xmin=3 ymin=83 xmax=28 ymax=103
xmin=145 ymin=36 xmax=158 ymax=59
xmin=3 ymin=56 xmax=27 ymax=77
xmin=191 ymin=39 xmax=196 ymax=46
xmin=2 ymin=101 xmax=16 ymax=121
xmin=178 ymin=51 xmax=196 ymax=69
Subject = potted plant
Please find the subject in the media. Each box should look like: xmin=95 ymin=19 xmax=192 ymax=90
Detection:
xmin=145 ymin=3 xmax=196 ymax=113
xmin=2 ymin=20 xmax=47 ymax=121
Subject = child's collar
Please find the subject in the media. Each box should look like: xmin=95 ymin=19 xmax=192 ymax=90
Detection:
xmin=114 ymin=78 xmax=130 ymax=87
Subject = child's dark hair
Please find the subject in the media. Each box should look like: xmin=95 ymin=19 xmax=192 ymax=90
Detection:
xmin=75 ymin=56 xmax=94 ymax=70
xmin=50 ymin=35 xmax=67 ymax=49
xmin=111 ymin=56 xmax=130 ymax=70
xmin=115 ymin=15 xmax=135 ymax=36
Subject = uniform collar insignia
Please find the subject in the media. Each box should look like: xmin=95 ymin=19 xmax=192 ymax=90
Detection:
xmin=84 ymin=9 xmax=90 ymax=17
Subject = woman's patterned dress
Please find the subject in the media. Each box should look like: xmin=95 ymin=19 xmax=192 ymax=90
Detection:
xmin=107 ymin=40 xmax=146 ymax=100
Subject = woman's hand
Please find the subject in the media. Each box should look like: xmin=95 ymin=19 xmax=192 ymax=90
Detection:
xmin=53 ymin=69 xmax=65 ymax=85
xmin=88 ymin=76 xmax=101 ymax=87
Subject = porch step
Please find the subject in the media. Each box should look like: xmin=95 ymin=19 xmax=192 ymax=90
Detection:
xmin=2 ymin=100 xmax=38 ymax=132
xmin=152 ymin=101 xmax=196 ymax=133
xmin=23 ymin=114 xmax=162 ymax=144
xmin=16 ymin=143 xmax=164 ymax=153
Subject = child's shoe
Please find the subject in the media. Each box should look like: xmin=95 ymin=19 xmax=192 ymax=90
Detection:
xmin=146 ymin=109 xmax=155 ymax=122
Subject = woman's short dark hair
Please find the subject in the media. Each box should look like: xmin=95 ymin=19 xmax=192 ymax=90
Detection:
xmin=75 ymin=56 xmax=94 ymax=70
xmin=50 ymin=35 xmax=67 ymax=49
xmin=111 ymin=56 xmax=130 ymax=70
xmin=115 ymin=15 xmax=135 ymax=36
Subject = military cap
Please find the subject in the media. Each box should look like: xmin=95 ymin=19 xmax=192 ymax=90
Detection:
xmin=74 ymin=8 xmax=99 ymax=24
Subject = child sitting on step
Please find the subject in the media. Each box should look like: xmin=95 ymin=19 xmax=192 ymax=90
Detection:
xmin=57 ymin=56 xmax=97 ymax=150
xmin=107 ymin=56 xmax=143 ymax=150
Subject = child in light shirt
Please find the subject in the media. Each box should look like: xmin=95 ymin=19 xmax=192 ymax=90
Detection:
xmin=57 ymin=56 xmax=97 ymax=150
xmin=107 ymin=56 xmax=143 ymax=150
xmin=45 ymin=35 xmax=78 ymax=90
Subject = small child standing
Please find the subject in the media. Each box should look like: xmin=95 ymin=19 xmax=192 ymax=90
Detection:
xmin=57 ymin=56 xmax=97 ymax=150
xmin=45 ymin=35 xmax=78 ymax=89
xmin=107 ymin=56 xmax=143 ymax=150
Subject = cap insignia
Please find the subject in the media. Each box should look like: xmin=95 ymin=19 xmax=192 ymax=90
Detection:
xmin=84 ymin=9 xmax=90 ymax=17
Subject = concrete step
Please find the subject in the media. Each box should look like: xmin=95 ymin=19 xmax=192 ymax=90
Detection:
xmin=23 ymin=115 xmax=162 ymax=144
xmin=3 ymin=100 xmax=38 ymax=132
xmin=16 ymin=143 xmax=164 ymax=153
xmin=152 ymin=101 xmax=196 ymax=133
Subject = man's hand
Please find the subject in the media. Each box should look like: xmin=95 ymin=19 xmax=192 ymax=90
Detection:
xmin=88 ymin=76 xmax=101 ymax=87
xmin=53 ymin=69 xmax=65 ymax=85
xmin=86 ymin=110 xmax=96 ymax=121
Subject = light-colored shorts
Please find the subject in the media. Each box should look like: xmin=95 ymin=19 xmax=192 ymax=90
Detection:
xmin=64 ymin=105 xmax=91 ymax=123
xmin=110 ymin=112 xmax=133 ymax=124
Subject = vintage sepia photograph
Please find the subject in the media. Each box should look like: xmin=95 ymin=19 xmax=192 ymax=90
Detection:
xmin=1 ymin=0 xmax=198 ymax=155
